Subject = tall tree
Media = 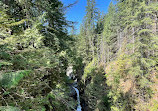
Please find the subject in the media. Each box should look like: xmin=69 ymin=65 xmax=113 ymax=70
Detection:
xmin=0 ymin=0 xmax=77 ymax=110
xmin=78 ymin=0 xmax=98 ymax=63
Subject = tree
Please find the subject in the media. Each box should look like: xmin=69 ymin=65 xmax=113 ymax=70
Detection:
xmin=0 ymin=0 xmax=77 ymax=110
xmin=101 ymin=2 xmax=117 ymax=64
xmin=77 ymin=0 xmax=98 ymax=63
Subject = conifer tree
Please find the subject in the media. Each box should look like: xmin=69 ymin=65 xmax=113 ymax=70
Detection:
xmin=78 ymin=0 xmax=98 ymax=63
xmin=0 ymin=0 xmax=76 ymax=110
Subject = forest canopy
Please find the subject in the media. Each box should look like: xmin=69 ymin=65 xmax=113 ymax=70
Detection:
xmin=0 ymin=0 xmax=158 ymax=111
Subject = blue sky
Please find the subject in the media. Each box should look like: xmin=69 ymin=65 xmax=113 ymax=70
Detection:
xmin=60 ymin=0 xmax=112 ymax=33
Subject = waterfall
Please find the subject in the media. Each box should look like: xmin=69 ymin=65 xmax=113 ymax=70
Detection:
xmin=73 ymin=87 xmax=82 ymax=111
xmin=66 ymin=66 xmax=82 ymax=110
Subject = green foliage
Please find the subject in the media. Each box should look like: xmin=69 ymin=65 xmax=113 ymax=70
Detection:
xmin=0 ymin=70 xmax=30 ymax=88
xmin=83 ymin=66 xmax=108 ymax=110
xmin=0 ymin=0 xmax=76 ymax=110
xmin=77 ymin=0 xmax=99 ymax=63
xmin=0 ymin=45 xmax=11 ymax=60
xmin=0 ymin=0 xmax=158 ymax=110
xmin=83 ymin=58 xmax=97 ymax=80
xmin=0 ymin=61 xmax=12 ymax=68
xmin=79 ymin=0 xmax=158 ymax=110
xmin=0 ymin=106 xmax=21 ymax=111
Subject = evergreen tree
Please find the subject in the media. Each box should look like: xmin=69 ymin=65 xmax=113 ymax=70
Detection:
xmin=0 ymin=0 xmax=77 ymax=110
xmin=78 ymin=0 xmax=98 ymax=63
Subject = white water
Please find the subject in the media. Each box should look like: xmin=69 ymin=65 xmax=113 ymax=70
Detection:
xmin=73 ymin=87 xmax=82 ymax=111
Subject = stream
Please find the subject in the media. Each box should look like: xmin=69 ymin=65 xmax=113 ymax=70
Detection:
xmin=73 ymin=87 xmax=82 ymax=111
xmin=67 ymin=66 xmax=82 ymax=111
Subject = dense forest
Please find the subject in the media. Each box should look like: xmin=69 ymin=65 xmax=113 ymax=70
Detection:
xmin=0 ymin=0 xmax=158 ymax=111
